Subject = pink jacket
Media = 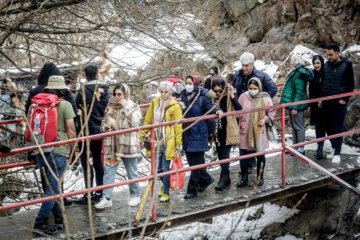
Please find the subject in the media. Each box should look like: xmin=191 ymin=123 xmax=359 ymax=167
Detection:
xmin=238 ymin=92 xmax=276 ymax=150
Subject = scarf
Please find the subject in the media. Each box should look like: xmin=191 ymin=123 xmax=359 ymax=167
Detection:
xmin=247 ymin=93 xmax=266 ymax=152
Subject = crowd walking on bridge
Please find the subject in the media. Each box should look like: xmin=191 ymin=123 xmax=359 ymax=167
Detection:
xmin=0 ymin=43 xmax=355 ymax=236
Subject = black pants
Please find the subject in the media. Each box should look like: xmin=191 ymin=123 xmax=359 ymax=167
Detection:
xmin=315 ymin=123 xmax=326 ymax=147
xmin=322 ymin=101 xmax=347 ymax=155
xmin=216 ymin=145 xmax=232 ymax=176
xmin=186 ymin=152 xmax=213 ymax=195
xmin=79 ymin=140 xmax=104 ymax=195
xmin=239 ymin=149 xmax=265 ymax=178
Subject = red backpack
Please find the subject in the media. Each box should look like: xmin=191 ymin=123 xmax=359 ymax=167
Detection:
xmin=25 ymin=93 xmax=63 ymax=151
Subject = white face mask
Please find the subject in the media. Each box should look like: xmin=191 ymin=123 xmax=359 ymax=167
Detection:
xmin=249 ymin=89 xmax=259 ymax=96
xmin=185 ymin=85 xmax=194 ymax=93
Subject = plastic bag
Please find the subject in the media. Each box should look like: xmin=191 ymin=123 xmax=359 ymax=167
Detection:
xmin=169 ymin=154 xmax=184 ymax=191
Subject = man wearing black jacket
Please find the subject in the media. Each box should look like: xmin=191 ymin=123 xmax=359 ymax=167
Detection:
xmin=232 ymin=52 xmax=277 ymax=174
xmin=74 ymin=64 xmax=109 ymax=204
xmin=321 ymin=43 xmax=354 ymax=164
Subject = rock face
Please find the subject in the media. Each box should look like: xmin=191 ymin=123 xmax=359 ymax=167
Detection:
xmin=192 ymin=0 xmax=360 ymax=64
xmin=260 ymin=183 xmax=360 ymax=239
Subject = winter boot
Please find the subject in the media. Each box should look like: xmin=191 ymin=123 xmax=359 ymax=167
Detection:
xmin=314 ymin=143 xmax=323 ymax=160
xmin=33 ymin=218 xmax=58 ymax=236
xmin=236 ymin=173 xmax=248 ymax=188
xmin=215 ymin=173 xmax=231 ymax=191
xmin=54 ymin=216 xmax=64 ymax=230
xmin=257 ymin=159 xmax=265 ymax=186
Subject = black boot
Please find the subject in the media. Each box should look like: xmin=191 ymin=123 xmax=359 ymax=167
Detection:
xmin=54 ymin=216 xmax=64 ymax=230
xmin=257 ymin=176 xmax=264 ymax=186
xmin=314 ymin=144 xmax=323 ymax=160
xmin=257 ymin=157 xmax=265 ymax=186
xmin=33 ymin=218 xmax=58 ymax=236
xmin=215 ymin=174 xmax=231 ymax=191
xmin=237 ymin=173 xmax=248 ymax=188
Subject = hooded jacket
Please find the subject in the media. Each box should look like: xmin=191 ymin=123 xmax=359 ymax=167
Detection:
xmin=280 ymin=65 xmax=313 ymax=111
xmin=75 ymin=80 xmax=109 ymax=135
xmin=25 ymin=62 xmax=66 ymax=115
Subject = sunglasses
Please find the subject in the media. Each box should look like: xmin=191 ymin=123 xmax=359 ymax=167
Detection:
xmin=114 ymin=93 xmax=123 ymax=96
xmin=209 ymin=73 xmax=215 ymax=76
xmin=213 ymin=89 xmax=224 ymax=94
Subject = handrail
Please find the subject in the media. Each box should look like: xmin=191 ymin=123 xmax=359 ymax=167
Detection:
xmin=0 ymin=90 xmax=358 ymax=157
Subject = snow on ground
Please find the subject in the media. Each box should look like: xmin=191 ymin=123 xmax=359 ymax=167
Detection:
xmin=153 ymin=203 xmax=299 ymax=240
xmin=275 ymin=234 xmax=303 ymax=240
xmin=342 ymin=44 xmax=360 ymax=56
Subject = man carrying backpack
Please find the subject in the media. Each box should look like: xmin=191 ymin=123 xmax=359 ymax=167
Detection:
xmin=74 ymin=64 xmax=109 ymax=205
xmin=31 ymin=76 xmax=76 ymax=235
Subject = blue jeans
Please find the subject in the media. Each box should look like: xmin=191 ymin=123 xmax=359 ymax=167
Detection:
xmin=36 ymin=153 xmax=66 ymax=220
xmin=156 ymin=152 xmax=171 ymax=194
xmin=103 ymin=157 xmax=140 ymax=199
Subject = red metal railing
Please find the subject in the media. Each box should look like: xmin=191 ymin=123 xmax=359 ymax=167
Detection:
xmin=1 ymin=90 xmax=359 ymax=219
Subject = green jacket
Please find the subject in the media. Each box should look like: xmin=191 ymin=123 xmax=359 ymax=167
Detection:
xmin=280 ymin=66 xmax=313 ymax=111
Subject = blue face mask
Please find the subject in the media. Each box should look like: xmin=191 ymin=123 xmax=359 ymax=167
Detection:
xmin=185 ymin=85 xmax=194 ymax=93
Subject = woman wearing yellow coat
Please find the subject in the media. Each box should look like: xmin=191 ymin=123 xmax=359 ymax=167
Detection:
xmin=140 ymin=81 xmax=183 ymax=202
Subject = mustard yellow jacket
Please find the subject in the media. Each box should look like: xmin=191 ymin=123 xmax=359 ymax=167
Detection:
xmin=140 ymin=97 xmax=183 ymax=160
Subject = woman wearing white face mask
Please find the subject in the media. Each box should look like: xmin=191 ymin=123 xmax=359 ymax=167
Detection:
xmin=237 ymin=77 xmax=276 ymax=187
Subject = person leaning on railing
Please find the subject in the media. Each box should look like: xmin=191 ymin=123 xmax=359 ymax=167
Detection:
xmin=180 ymin=75 xmax=224 ymax=199
xmin=237 ymin=77 xmax=276 ymax=188
xmin=280 ymin=53 xmax=313 ymax=155
xmin=140 ymin=81 xmax=183 ymax=203
xmin=211 ymin=77 xmax=242 ymax=191
xmin=95 ymin=83 xmax=142 ymax=210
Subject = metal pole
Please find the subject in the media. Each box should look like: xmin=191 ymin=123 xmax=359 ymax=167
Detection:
xmin=150 ymin=128 xmax=156 ymax=221
xmin=285 ymin=146 xmax=360 ymax=196
xmin=281 ymin=106 xmax=286 ymax=188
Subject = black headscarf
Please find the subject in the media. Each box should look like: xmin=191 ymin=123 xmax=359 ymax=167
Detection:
xmin=37 ymin=62 xmax=61 ymax=85
xmin=312 ymin=55 xmax=324 ymax=82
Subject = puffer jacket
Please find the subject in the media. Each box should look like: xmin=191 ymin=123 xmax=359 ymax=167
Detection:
xmin=180 ymin=87 xmax=218 ymax=152
xmin=140 ymin=97 xmax=183 ymax=160
xmin=280 ymin=65 xmax=313 ymax=111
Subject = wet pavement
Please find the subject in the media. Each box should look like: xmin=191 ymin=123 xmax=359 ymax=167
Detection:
xmin=0 ymin=150 xmax=359 ymax=239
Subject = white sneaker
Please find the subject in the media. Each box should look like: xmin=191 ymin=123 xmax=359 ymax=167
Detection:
xmin=95 ymin=197 xmax=112 ymax=209
xmin=326 ymin=149 xmax=335 ymax=159
xmin=332 ymin=155 xmax=341 ymax=164
xmin=128 ymin=196 xmax=141 ymax=207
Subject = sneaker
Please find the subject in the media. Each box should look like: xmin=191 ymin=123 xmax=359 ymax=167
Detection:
xmin=54 ymin=217 xmax=64 ymax=230
xmin=326 ymin=149 xmax=335 ymax=159
xmin=158 ymin=186 xmax=164 ymax=197
xmin=159 ymin=193 xmax=170 ymax=202
xmin=92 ymin=193 xmax=103 ymax=204
xmin=128 ymin=196 xmax=141 ymax=207
xmin=73 ymin=194 xmax=90 ymax=205
xmin=95 ymin=197 xmax=112 ymax=209
xmin=332 ymin=155 xmax=341 ymax=164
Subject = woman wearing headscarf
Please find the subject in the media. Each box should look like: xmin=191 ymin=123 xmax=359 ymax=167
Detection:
xmin=95 ymin=83 xmax=142 ymax=209
xmin=211 ymin=77 xmax=242 ymax=191
xmin=140 ymin=81 xmax=183 ymax=202
xmin=310 ymin=55 xmax=326 ymax=159
xmin=180 ymin=75 xmax=223 ymax=199
xmin=280 ymin=53 xmax=313 ymax=155
xmin=237 ymin=77 xmax=276 ymax=187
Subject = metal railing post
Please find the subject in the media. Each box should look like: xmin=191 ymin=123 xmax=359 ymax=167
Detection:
xmin=150 ymin=128 xmax=157 ymax=221
xmin=281 ymin=106 xmax=286 ymax=188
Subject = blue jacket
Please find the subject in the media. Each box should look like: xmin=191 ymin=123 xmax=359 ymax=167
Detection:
xmin=232 ymin=67 xmax=277 ymax=98
xmin=180 ymin=87 xmax=217 ymax=152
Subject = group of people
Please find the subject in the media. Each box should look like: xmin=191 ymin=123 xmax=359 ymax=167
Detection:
xmin=10 ymin=42 xmax=353 ymax=235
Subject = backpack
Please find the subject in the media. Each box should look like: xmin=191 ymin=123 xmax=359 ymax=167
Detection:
xmin=25 ymin=93 xmax=63 ymax=152
xmin=198 ymin=95 xmax=216 ymax=142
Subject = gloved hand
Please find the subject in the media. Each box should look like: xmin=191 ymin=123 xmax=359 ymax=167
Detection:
xmin=0 ymin=144 xmax=11 ymax=154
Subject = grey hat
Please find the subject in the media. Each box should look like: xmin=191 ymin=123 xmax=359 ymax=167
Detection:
xmin=44 ymin=75 xmax=69 ymax=90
